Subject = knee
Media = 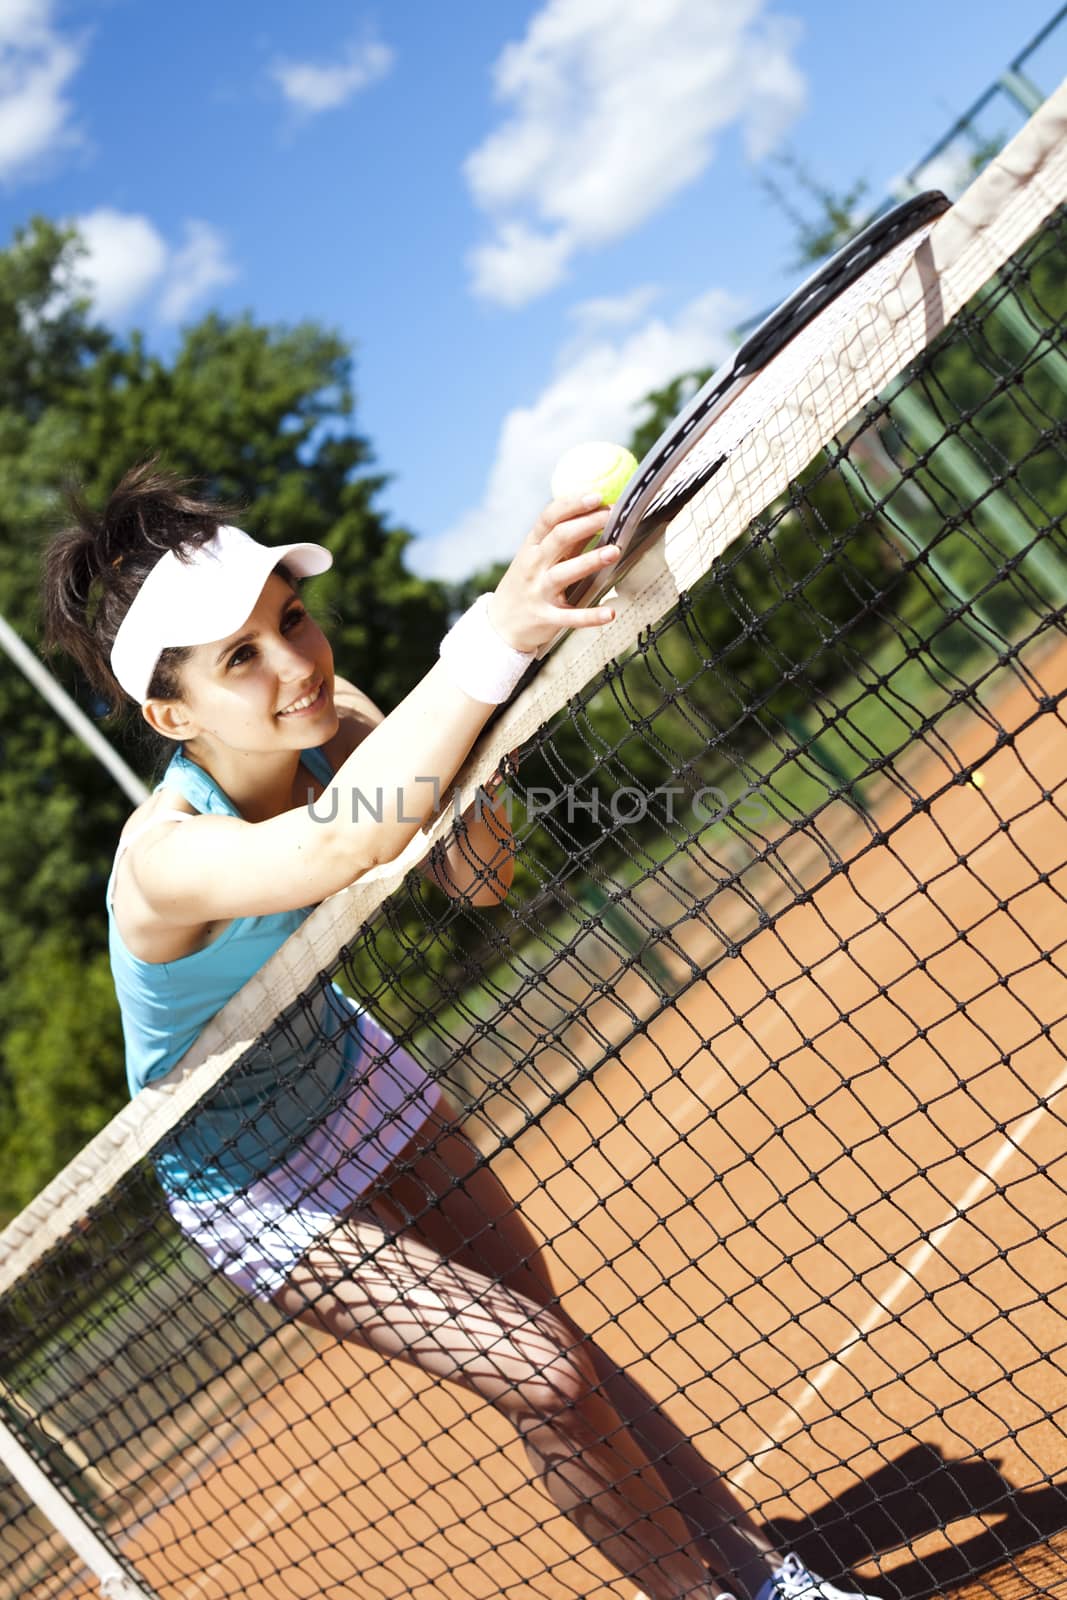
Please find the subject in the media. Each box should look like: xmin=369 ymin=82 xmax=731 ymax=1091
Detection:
xmin=511 ymin=1316 xmax=598 ymax=1425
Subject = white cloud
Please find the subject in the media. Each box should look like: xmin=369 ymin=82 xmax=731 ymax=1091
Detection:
xmin=465 ymin=0 xmax=805 ymax=306
xmin=270 ymin=38 xmax=393 ymax=114
xmin=71 ymin=208 xmax=238 ymax=324
xmin=568 ymin=285 xmax=660 ymax=332
xmin=0 ymin=0 xmax=86 ymax=182
xmin=158 ymin=220 xmax=239 ymax=322
xmin=414 ymin=283 xmax=741 ymax=579
xmin=73 ymin=209 xmax=168 ymax=321
xmin=471 ymin=220 xmax=573 ymax=308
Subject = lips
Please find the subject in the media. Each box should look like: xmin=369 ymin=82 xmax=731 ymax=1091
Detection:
xmin=276 ymin=681 xmax=325 ymax=717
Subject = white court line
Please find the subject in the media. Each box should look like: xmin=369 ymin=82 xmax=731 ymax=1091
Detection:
xmin=732 ymin=1057 xmax=1067 ymax=1494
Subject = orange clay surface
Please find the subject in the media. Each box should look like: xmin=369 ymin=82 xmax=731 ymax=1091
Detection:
xmin=33 ymin=639 xmax=1067 ymax=1600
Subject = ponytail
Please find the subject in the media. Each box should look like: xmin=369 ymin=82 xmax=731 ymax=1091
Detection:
xmin=42 ymin=459 xmax=242 ymax=717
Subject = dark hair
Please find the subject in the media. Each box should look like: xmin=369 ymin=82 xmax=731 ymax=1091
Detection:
xmin=42 ymin=458 xmax=243 ymax=717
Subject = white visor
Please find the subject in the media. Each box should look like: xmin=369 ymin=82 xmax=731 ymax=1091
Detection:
xmin=110 ymin=525 xmax=333 ymax=703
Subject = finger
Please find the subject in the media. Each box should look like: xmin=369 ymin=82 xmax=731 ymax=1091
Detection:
xmin=542 ymin=600 xmax=617 ymax=630
xmin=486 ymin=746 xmax=519 ymax=791
xmin=542 ymin=509 xmax=611 ymax=557
xmin=546 ymin=544 xmax=621 ymax=588
xmin=527 ymin=493 xmax=606 ymax=545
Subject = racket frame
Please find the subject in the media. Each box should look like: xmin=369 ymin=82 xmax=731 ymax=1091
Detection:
xmin=559 ymin=190 xmax=951 ymax=625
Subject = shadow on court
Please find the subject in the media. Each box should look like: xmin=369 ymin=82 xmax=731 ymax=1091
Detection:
xmin=763 ymin=1443 xmax=1067 ymax=1597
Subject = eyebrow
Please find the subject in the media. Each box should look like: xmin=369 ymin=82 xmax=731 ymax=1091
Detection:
xmin=213 ymin=594 xmax=301 ymax=667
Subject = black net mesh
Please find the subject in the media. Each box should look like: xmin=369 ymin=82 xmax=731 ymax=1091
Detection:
xmin=0 ymin=209 xmax=1065 ymax=1600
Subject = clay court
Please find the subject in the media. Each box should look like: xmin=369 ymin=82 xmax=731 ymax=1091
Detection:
xmin=13 ymin=632 xmax=1060 ymax=1600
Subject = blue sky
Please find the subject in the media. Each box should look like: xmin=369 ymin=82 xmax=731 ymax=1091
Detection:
xmin=1 ymin=0 xmax=1065 ymax=580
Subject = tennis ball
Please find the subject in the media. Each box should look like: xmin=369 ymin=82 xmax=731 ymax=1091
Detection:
xmin=972 ymin=770 xmax=986 ymax=789
xmin=551 ymin=441 xmax=638 ymax=507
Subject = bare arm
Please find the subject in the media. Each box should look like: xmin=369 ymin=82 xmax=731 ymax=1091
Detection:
xmin=315 ymin=677 xmax=516 ymax=905
xmin=126 ymin=496 xmax=618 ymax=925
xmin=425 ymin=791 xmax=515 ymax=906
xmin=130 ymin=659 xmax=502 ymax=921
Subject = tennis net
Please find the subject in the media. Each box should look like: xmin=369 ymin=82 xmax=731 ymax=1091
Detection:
xmin=1 ymin=83 xmax=1066 ymax=1600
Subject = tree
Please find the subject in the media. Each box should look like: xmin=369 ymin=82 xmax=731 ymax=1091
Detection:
xmin=760 ymin=154 xmax=871 ymax=267
xmin=630 ymin=370 xmax=713 ymax=462
xmin=0 ymin=934 xmax=125 ymax=1220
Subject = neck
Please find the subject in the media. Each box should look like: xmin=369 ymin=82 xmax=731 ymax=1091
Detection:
xmin=180 ymin=740 xmax=312 ymax=822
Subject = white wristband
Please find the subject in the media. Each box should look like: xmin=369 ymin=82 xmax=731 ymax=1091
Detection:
xmin=438 ymin=594 xmax=534 ymax=704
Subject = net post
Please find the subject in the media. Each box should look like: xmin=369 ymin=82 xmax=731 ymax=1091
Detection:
xmin=839 ymin=433 xmax=1007 ymax=649
xmin=0 ymin=612 xmax=148 ymax=806
xmin=998 ymin=66 xmax=1046 ymax=116
xmin=991 ymin=287 xmax=1067 ymax=387
xmin=0 ymin=1376 xmax=111 ymax=1503
xmin=887 ymin=376 xmax=1067 ymax=603
xmin=0 ymin=1411 xmax=157 ymax=1600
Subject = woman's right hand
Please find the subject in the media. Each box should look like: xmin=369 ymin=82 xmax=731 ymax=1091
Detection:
xmin=487 ymin=495 xmax=622 ymax=655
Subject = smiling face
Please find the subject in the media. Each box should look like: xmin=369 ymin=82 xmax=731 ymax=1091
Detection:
xmin=146 ymin=572 xmax=338 ymax=755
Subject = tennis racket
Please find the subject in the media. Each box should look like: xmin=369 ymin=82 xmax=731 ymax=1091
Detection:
xmin=556 ymin=189 xmax=950 ymax=627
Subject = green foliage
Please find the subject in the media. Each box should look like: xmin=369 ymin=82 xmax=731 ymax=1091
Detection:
xmin=0 ymin=933 xmax=124 ymax=1225
xmin=449 ymin=559 xmax=509 ymax=617
xmin=0 ymin=217 xmax=109 ymax=421
xmin=630 ymin=369 xmax=713 ymax=462
xmin=760 ymin=152 xmax=872 ymax=267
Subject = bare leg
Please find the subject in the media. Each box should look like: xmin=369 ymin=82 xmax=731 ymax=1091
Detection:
xmin=586 ymin=1350 xmax=779 ymax=1600
xmin=360 ymin=1111 xmax=780 ymax=1599
xmin=274 ymin=1210 xmax=715 ymax=1599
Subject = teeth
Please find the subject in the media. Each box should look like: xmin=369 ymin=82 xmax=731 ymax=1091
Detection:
xmin=279 ymin=685 xmax=320 ymax=715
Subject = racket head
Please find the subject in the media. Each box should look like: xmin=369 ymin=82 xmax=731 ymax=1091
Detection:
xmin=566 ymin=189 xmax=950 ymax=616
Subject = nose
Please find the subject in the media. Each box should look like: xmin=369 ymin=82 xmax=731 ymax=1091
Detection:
xmin=272 ymin=631 xmax=318 ymax=681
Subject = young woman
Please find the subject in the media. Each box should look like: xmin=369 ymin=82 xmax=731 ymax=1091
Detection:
xmin=43 ymin=461 xmax=874 ymax=1600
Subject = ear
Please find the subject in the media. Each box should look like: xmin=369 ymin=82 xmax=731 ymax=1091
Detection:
xmin=141 ymin=698 xmax=197 ymax=742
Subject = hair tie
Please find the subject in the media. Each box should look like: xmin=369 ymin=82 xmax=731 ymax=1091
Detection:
xmin=111 ymin=554 xmax=124 ymax=569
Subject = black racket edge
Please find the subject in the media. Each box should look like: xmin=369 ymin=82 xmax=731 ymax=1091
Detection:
xmin=475 ymin=189 xmax=950 ymax=746
xmin=600 ymin=188 xmax=951 ymax=558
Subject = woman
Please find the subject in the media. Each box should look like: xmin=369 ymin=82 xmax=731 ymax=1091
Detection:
xmin=42 ymin=461 xmax=874 ymax=1600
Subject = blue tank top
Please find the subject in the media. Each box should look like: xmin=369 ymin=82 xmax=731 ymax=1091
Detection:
xmin=107 ymin=745 xmax=360 ymax=1202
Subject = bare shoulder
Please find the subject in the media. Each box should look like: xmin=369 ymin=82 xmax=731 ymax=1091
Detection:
xmin=117 ymin=786 xmax=200 ymax=849
xmin=321 ymin=674 xmax=386 ymax=766
xmin=113 ymin=788 xmax=213 ymax=961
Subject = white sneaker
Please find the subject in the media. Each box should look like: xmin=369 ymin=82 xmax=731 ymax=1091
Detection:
xmin=749 ymin=1552 xmax=879 ymax=1600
